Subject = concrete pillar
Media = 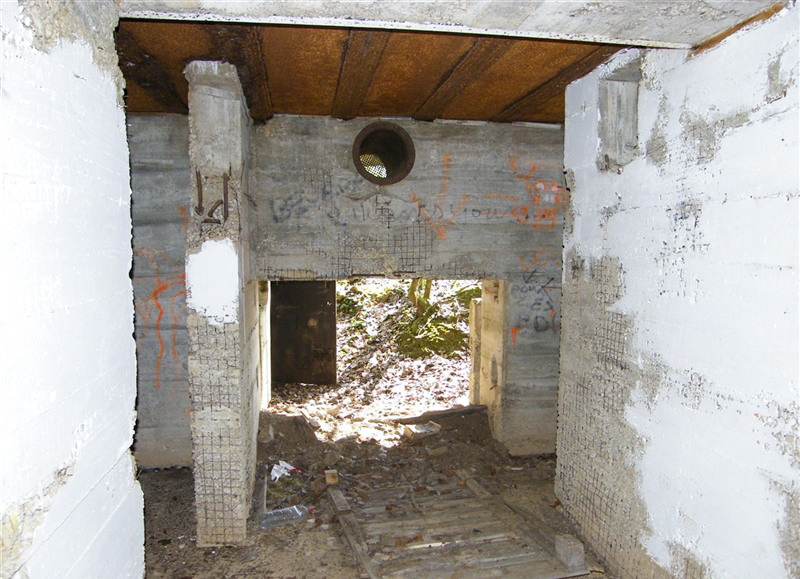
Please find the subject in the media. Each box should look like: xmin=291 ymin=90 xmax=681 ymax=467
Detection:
xmin=478 ymin=280 xmax=505 ymax=431
xmin=184 ymin=61 xmax=259 ymax=546
xmin=477 ymin=277 xmax=560 ymax=455
xmin=468 ymin=298 xmax=482 ymax=405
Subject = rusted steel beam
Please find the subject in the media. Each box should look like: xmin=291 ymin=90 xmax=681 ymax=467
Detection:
xmin=414 ymin=37 xmax=514 ymax=122
xmin=116 ymin=26 xmax=188 ymax=114
xmin=492 ymin=46 xmax=619 ymax=123
xmin=332 ymin=29 xmax=391 ymax=120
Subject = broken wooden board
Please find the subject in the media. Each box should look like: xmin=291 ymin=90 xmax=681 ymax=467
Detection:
xmin=392 ymin=405 xmax=489 ymax=425
xmin=328 ymin=472 xmax=588 ymax=579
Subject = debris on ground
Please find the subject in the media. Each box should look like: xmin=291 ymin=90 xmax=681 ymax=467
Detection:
xmin=258 ymin=505 xmax=311 ymax=530
xmin=139 ymin=279 xmax=611 ymax=578
xmin=140 ymin=408 xmax=610 ymax=579
xmin=270 ymin=460 xmax=295 ymax=481
xmin=402 ymin=420 xmax=441 ymax=441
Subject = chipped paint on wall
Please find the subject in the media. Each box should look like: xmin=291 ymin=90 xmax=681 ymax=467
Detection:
xmin=560 ymin=6 xmax=799 ymax=578
xmin=0 ymin=465 xmax=74 ymax=578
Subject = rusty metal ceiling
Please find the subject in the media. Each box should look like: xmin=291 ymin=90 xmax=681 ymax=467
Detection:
xmin=116 ymin=20 xmax=621 ymax=124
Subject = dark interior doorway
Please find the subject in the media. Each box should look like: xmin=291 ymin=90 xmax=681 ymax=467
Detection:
xmin=270 ymin=281 xmax=337 ymax=385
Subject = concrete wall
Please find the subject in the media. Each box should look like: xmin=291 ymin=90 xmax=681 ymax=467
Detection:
xmin=251 ymin=116 xmax=565 ymax=454
xmin=474 ymin=276 xmax=562 ymax=455
xmin=129 ymin=114 xmax=192 ymax=468
xmin=557 ymin=7 xmax=799 ymax=579
xmin=478 ymin=280 xmax=506 ymax=438
xmin=251 ymin=116 xmax=565 ymax=281
xmin=130 ymin=112 xmax=566 ymax=457
xmin=504 ymin=274 xmax=561 ymax=453
xmin=0 ymin=2 xmax=144 ymax=578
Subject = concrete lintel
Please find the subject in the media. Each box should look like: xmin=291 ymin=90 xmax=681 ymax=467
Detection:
xmin=119 ymin=1 xmax=784 ymax=49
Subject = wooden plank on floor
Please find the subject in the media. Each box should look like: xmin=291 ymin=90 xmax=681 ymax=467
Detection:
xmin=382 ymin=546 xmax=552 ymax=578
xmin=364 ymin=511 xmax=504 ymax=534
xmin=359 ymin=482 xmax=470 ymax=501
xmin=329 ymin=488 xmax=351 ymax=513
xmin=328 ymin=488 xmax=380 ymax=579
xmin=361 ymin=507 xmax=496 ymax=534
xmin=502 ymin=496 xmax=587 ymax=573
xmin=392 ymin=405 xmax=488 ymax=425
xmin=335 ymin=472 xmax=588 ymax=579
xmin=455 ymin=469 xmax=492 ymax=499
xmin=459 ymin=473 xmax=589 ymax=576
xmin=374 ymin=532 xmax=527 ymax=566
xmin=360 ymin=496 xmax=481 ymax=516
xmin=366 ymin=522 xmax=510 ymax=550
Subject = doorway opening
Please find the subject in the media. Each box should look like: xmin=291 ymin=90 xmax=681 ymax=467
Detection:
xmin=266 ymin=278 xmax=481 ymax=446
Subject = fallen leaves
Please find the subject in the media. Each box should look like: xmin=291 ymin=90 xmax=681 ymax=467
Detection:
xmin=269 ymin=279 xmax=474 ymax=447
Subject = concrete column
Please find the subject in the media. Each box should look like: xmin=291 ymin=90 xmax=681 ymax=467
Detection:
xmin=468 ymin=297 xmax=482 ymax=405
xmin=478 ymin=280 xmax=505 ymax=434
xmin=184 ymin=61 xmax=259 ymax=546
xmin=477 ymin=276 xmax=561 ymax=455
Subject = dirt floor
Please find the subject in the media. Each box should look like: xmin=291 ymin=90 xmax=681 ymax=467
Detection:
xmin=140 ymin=280 xmax=611 ymax=578
xmin=141 ymin=407 xmax=610 ymax=579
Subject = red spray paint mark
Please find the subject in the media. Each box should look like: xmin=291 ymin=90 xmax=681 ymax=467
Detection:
xmin=519 ymin=249 xmax=561 ymax=271
xmin=511 ymin=326 xmax=519 ymax=347
xmin=509 ymin=156 xmax=569 ymax=231
xmin=134 ymin=241 xmax=187 ymax=391
xmin=411 ymin=154 xmax=470 ymax=241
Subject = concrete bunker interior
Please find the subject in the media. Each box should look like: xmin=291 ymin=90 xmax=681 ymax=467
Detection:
xmin=3 ymin=2 xmax=798 ymax=579
xmin=128 ymin=40 xmax=575 ymax=570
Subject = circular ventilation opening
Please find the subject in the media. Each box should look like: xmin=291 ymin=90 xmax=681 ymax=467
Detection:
xmin=352 ymin=122 xmax=415 ymax=185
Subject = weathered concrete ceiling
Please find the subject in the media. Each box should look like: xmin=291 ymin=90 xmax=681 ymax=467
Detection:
xmin=117 ymin=1 xmax=785 ymax=124
xmin=118 ymin=1 xmax=782 ymax=48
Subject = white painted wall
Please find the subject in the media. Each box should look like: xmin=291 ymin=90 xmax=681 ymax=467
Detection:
xmin=561 ymin=6 xmax=798 ymax=579
xmin=0 ymin=2 xmax=144 ymax=578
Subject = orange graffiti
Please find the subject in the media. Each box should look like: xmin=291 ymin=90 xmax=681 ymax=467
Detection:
xmin=511 ymin=326 xmax=519 ymax=347
xmin=519 ymin=249 xmax=561 ymax=271
xmin=133 ymin=245 xmax=186 ymax=391
xmin=509 ymin=156 xmax=569 ymax=231
xmin=483 ymin=193 xmax=520 ymax=202
xmin=411 ymin=154 xmax=470 ymax=240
